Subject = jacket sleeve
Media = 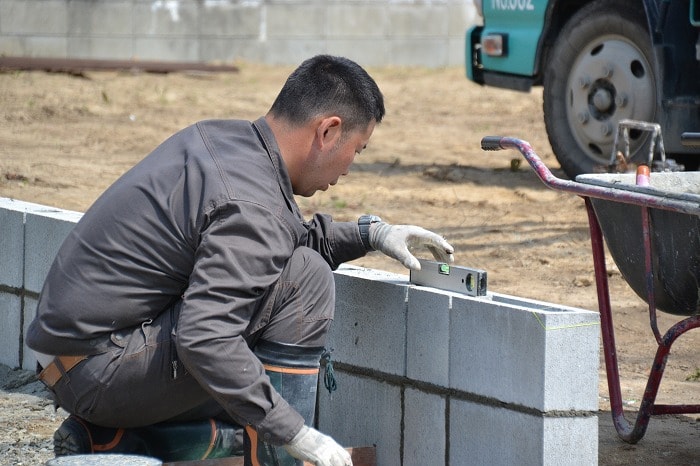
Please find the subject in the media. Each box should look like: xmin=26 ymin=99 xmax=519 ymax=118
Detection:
xmin=305 ymin=213 xmax=367 ymax=269
xmin=174 ymin=201 xmax=304 ymax=446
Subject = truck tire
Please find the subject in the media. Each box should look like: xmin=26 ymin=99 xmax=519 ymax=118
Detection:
xmin=543 ymin=1 xmax=657 ymax=179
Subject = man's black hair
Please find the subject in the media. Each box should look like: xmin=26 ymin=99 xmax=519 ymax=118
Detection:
xmin=269 ymin=55 xmax=385 ymax=132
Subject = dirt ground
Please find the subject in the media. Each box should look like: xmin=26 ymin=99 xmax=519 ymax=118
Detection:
xmin=0 ymin=63 xmax=698 ymax=465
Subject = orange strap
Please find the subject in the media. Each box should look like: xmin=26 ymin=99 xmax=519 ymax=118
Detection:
xmin=200 ymin=418 xmax=217 ymax=459
xmin=245 ymin=425 xmax=261 ymax=466
xmin=93 ymin=428 xmax=126 ymax=452
xmin=262 ymin=364 xmax=319 ymax=375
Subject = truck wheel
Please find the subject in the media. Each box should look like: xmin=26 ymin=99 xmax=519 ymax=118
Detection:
xmin=543 ymin=2 xmax=657 ymax=178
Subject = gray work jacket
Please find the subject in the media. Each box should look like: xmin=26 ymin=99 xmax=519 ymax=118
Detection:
xmin=27 ymin=117 xmax=368 ymax=444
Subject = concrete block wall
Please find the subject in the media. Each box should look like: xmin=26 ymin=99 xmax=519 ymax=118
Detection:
xmin=0 ymin=197 xmax=601 ymax=464
xmin=0 ymin=197 xmax=82 ymax=370
xmin=0 ymin=0 xmax=479 ymax=68
xmin=321 ymin=266 xmax=600 ymax=465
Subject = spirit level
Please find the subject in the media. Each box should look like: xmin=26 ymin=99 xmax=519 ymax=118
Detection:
xmin=410 ymin=259 xmax=488 ymax=296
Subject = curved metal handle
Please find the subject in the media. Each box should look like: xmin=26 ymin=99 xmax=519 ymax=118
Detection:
xmin=480 ymin=136 xmax=700 ymax=216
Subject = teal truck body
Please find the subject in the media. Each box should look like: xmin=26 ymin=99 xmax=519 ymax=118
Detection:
xmin=467 ymin=0 xmax=700 ymax=178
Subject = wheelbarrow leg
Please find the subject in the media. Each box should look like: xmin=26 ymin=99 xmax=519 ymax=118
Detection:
xmin=585 ymin=198 xmax=638 ymax=441
xmin=586 ymin=198 xmax=700 ymax=443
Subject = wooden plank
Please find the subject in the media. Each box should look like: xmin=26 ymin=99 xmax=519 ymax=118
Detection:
xmin=163 ymin=446 xmax=376 ymax=466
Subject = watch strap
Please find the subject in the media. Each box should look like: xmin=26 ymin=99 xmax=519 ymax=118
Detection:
xmin=358 ymin=214 xmax=382 ymax=251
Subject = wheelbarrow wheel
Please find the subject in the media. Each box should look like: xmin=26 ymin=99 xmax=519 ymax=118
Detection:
xmin=543 ymin=0 xmax=657 ymax=179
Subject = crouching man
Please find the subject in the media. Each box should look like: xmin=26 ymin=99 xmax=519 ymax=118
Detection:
xmin=27 ymin=55 xmax=454 ymax=466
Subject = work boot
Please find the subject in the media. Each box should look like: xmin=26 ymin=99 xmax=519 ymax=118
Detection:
xmin=245 ymin=339 xmax=324 ymax=466
xmin=53 ymin=414 xmax=240 ymax=460
xmin=53 ymin=414 xmax=149 ymax=457
xmin=53 ymin=415 xmax=93 ymax=456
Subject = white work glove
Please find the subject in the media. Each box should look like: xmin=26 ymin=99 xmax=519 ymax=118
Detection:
xmin=283 ymin=425 xmax=353 ymax=466
xmin=369 ymin=222 xmax=454 ymax=271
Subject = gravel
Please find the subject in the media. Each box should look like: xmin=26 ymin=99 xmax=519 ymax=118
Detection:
xmin=0 ymin=364 xmax=67 ymax=466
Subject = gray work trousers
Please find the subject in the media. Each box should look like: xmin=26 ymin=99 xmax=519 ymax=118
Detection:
xmin=47 ymin=246 xmax=335 ymax=428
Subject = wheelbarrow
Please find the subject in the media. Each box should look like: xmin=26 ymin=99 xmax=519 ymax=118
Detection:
xmin=481 ymin=136 xmax=700 ymax=444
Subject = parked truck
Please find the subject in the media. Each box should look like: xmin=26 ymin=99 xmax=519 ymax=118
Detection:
xmin=466 ymin=0 xmax=700 ymax=178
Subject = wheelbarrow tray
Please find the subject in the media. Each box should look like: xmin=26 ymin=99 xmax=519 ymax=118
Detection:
xmin=576 ymin=172 xmax=700 ymax=316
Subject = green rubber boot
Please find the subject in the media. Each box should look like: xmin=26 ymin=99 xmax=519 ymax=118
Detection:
xmin=244 ymin=340 xmax=324 ymax=466
xmin=53 ymin=414 xmax=242 ymax=461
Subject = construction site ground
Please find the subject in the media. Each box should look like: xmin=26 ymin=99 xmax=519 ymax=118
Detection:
xmin=0 ymin=63 xmax=698 ymax=465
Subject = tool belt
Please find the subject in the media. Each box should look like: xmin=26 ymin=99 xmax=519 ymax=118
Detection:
xmin=38 ymin=355 xmax=88 ymax=388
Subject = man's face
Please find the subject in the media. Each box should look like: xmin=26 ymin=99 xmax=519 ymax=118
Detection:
xmin=296 ymin=120 xmax=376 ymax=197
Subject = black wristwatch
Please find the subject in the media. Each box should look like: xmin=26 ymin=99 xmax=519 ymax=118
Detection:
xmin=358 ymin=214 xmax=382 ymax=251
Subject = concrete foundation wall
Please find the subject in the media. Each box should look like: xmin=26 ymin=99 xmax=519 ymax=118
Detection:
xmin=323 ymin=267 xmax=600 ymax=465
xmin=0 ymin=197 xmax=601 ymax=464
xmin=0 ymin=0 xmax=479 ymax=68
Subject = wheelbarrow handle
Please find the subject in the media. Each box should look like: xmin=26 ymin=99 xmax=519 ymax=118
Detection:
xmin=481 ymin=136 xmax=573 ymax=191
xmin=480 ymin=136 xmax=700 ymax=216
xmin=480 ymin=136 xmax=505 ymax=151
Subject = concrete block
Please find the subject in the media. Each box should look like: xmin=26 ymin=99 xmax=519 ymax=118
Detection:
xmin=326 ymin=5 xmax=387 ymax=37
xmin=403 ymin=388 xmax=445 ymax=466
xmin=68 ymin=37 xmax=133 ymax=60
xmin=0 ymin=205 xmax=25 ymax=289
xmin=406 ymin=288 xmax=450 ymax=386
xmin=0 ymin=194 xmax=56 ymax=213
xmin=133 ymin=37 xmax=200 ymax=62
xmin=68 ymin=0 xmax=133 ymax=36
xmin=447 ymin=1 xmax=479 ymax=36
xmin=22 ymin=296 xmax=38 ymax=371
xmin=0 ymin=0 xmax=482 ymax=67
xmin=23 ymin=208 xmax=81 ymax=294
xmin=447 ymin=36 xmax=467 ymax=69
xmin=0 ymin=0 xmax=68 ymax=34
xmin=387 ymin=4 xmax=448 ymax=37
xmin=255 ymin=38 xmax=327 ymax=66
xmin=324 ymin=39 xmax=391 ymax=67
xmin=331 ymin=266 xmax=407 ymax=376
xmin=133 ymin=1 xmax=198 ymax=36
xmin=0 ymin=197 xmax=73 ymax=289
xmin=198 ymin=37 xmax=265 ymax=64
xmin=493 ymin=293 xmax=600 ymax=412
xmin=0 ymin=293 xmax=21 ymax=368
xmin=449 ymin=292 xmax=599 ymax=412
xmin=3 ymin=36 xmax=68 ymax=58
xmin=199 ymin=2 xmax=261 ymax=37
xmin=449 ymin=398 xmax=598 ymax=465
xmin=267 ymin=4 xmax=325 ymax=37
xmin=389 ymin=38 xmax=449 ymax=67
xmin=318 ymin=372 xmax=401 ymax=466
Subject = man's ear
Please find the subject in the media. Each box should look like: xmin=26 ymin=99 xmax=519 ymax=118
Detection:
xmin=316 ymin=116 xmax=342 ymax=149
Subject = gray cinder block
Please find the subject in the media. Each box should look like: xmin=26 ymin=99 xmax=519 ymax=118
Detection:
xmin=317 ymin=372 xmax=402 ymax=466
xmin=406 ymin=287 xmax=450 ymax=387
xmin=22 ymin=295 xmax=38 ymax=370
xmin=0 ymin=200 xmax=26 ymax=289
xmin=133 ymin=1 xmax=198 ymax=36
xmin=330 ymin=267 xmax=408 ymax=376
xmin=449 ymin=398 xmax=598 ymax=465
xmin=1 ymin=0 xmax=68 ymax=34
xmin=403 ymin=388 xmax=446 ymax=466
xmin=67 ymin=0 xmax=132 ymax=36
xmin=23 ymin=207 xmax=81 ymax=294
xmin=449 ymin=292 xmax=599 ymax=412
xmin=0 ymin=293 xmax=21 ymax=368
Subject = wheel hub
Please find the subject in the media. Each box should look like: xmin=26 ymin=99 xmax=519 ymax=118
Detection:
xmin=567 ymin=37 xmax=655 ymax=162
xmin=591 ymin=86 xmax=613 ymax=114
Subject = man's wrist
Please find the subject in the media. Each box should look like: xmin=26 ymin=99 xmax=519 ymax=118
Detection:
xmin=358 ymin=214 xmax=382 ymax=251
